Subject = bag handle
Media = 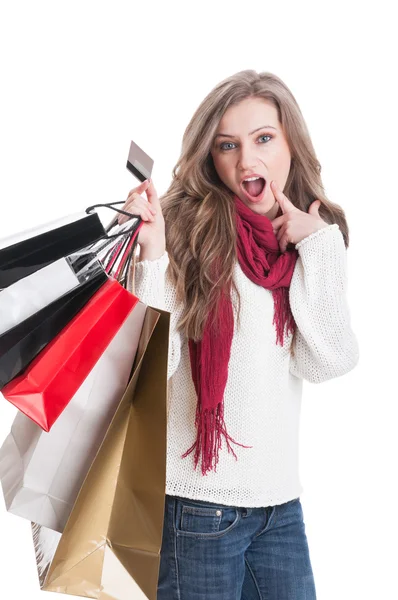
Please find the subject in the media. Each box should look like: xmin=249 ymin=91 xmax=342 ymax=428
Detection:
xmin=113 ymin=226 xmax=141 ymax=280
xmin=85 ymin=201 xmax=142 ymax=238
xmin=74 ymin=225 xmax=138 ymax=281
xmin=77 ymin=202 xmax=143 ymax=287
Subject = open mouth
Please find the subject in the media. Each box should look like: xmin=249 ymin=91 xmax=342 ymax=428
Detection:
xmin=241 ymin=177 xmax=266 ymax=200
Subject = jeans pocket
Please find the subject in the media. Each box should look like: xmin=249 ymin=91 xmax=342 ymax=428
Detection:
xmin=175 ymin=498 xmax=241 ymax=539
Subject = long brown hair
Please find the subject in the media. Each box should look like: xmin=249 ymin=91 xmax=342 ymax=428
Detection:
xmin=158 ymin=70 xmax=350 ymax=355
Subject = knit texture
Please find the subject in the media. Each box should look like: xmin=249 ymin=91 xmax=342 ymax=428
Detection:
xmin=128 ymin=223 xmax=359 ymax=507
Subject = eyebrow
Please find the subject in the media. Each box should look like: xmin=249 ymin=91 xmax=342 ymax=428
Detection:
xmin=214 ymin=125 xmax=277 ymax=139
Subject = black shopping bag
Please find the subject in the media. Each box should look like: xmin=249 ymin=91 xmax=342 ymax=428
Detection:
xmin=0 ymin=212 xmax=106 ymax=288
xmin=0 ymin=270 xmax=108 ymax=388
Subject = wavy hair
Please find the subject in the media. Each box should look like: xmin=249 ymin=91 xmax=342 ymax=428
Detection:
xmin=157 ymin=69 xmax=350 ymax=356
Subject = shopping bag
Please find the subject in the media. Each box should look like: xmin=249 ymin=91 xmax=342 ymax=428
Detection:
xmin=0 ymin=252 xmax=102 ymax=335
xmin=0 ymin=299 xmax=147 ymax=532
xmin=0 ymin=212 xmax=106 ymax=288
xmin=31 ymin=306 xmax=169 ymax=600
xmin=0 ymin=270 xmax=107 ymax=389
xmin=2 ymin=277 xmax=139 ymax=430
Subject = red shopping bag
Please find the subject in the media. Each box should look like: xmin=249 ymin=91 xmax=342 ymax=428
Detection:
xmin=1 ymin=277 xmax=139 ymax=431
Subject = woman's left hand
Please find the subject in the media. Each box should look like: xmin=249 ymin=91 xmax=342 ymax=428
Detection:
xmin=270 ymin=180 xmax=329 ymax=252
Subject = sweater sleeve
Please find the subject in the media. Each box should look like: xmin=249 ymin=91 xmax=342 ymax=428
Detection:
xmin=288 ymin=224 xmax=360 ymax=383
xmin=128 ymin=250 xmax=184 ymax=380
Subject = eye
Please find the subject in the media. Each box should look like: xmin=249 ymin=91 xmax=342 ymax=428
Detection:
xmin=219 ymin=142 xmax=235 ymax=151
xmin=219 ymin=134 xmax=272 ymax=151
xmin=258 ymin=134 xmax=272 ymax=143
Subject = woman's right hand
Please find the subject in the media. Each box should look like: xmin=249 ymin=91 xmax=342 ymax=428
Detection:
xmin=118 ymin=179 xmax=166 ymax=257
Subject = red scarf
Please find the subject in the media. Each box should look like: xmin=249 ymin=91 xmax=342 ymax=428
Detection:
xmin=182 ymin=193 xmax=299 ymax=475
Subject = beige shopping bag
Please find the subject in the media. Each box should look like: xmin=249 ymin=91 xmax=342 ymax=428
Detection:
xmin=31 ymin=305 xmax=169 ymax=600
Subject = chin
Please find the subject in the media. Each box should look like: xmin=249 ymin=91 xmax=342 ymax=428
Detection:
xmin=243 ymin=197 xmax=276 ymax=215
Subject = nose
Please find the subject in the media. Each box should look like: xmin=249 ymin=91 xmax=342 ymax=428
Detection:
xmin=237 ymin=143 xmax=260 ymax=172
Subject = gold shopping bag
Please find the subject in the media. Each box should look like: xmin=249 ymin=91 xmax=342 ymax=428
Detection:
xmin=31 ymin=305 xmax=169 ymax=600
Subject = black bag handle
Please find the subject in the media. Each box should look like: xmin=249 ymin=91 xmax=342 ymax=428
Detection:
xmin=85 ymin=201 xmax=142 ymax=238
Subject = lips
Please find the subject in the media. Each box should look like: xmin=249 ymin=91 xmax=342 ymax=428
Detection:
xmin=240 ymin=177 xmax=267 ymax=203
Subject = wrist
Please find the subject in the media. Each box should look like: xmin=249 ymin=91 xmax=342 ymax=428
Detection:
xmin=138 ymin=245 xmax=166 ymax=262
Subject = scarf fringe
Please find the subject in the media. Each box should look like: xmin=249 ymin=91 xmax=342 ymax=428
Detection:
xmin=181 ymin=401 xmax=253 ymax=476
xmin=272 ymin=287 xmax=297 ymax=345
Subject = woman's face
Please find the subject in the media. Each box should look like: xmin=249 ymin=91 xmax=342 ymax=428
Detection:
xmin=210 ymin=96 xmax=291 ymax=220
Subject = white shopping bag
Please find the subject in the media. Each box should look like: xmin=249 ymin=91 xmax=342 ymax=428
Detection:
xmin=0 ymin=299 xmax=147 ymax=533
xmin=0 ymin=255 xmax=104 ymax=335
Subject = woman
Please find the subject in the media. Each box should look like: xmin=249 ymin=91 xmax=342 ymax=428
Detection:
xmin=121 ymin=69 xmax=359 ymax=600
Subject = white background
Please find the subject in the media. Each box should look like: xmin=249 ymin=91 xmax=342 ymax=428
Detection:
xmin=0 ymin=1 xmax=396 ymax=599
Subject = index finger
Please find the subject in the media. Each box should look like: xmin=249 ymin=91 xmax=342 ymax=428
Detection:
xmin=144 ymin=178 xmax=160 ymax=208
xmin=128 ymin=178 xmax=151 ymax=198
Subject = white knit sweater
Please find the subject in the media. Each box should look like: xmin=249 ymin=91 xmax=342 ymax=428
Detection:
xmin=128 ymin=223 xmax=359 ymax=508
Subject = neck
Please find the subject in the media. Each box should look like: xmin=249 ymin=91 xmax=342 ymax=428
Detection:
xmin=261 ymin=202 xmax=281 ymax=221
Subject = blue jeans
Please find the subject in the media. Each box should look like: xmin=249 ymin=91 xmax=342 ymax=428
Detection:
xmin=157 ymin=494 xmax=317 ymax=599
